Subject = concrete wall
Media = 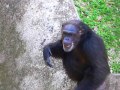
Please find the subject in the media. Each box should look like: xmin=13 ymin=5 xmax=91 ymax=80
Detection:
xmin=0 ymin=0 xmax=78 ymax=90
xmin=107 ymin=74 xmax=120 ymax=90
xmin=0 ymin=0 xmax=119 ymax=90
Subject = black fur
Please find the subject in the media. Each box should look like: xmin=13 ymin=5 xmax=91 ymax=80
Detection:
xmin=43 ymin=20 xmax=110 ymax=90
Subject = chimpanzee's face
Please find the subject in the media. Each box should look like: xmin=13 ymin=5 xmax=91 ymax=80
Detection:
xmin=62 ymin=24 xmax=82 ymax=52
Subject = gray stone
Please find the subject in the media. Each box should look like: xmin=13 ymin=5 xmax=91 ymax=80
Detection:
xmin=0 ymin=0 xmax=78 ymax=90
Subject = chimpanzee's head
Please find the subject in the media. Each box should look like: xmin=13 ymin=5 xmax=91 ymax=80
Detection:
xmin=61 ymin=20 xmax=85 ymax=52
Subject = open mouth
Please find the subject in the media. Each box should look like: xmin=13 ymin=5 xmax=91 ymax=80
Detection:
xmin=63 ymin=43 xmax=74 ymax=52
xmin=64 ymin=44 xmax=72 ymax=49
xmin=66 ymin=45 xmax=72 ymax=48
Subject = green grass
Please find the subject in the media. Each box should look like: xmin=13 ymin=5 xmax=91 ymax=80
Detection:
xmin=110 ymin=61 xmax=120 ymax=73
xmin=74 ymin=0 xmax=120 ymax=73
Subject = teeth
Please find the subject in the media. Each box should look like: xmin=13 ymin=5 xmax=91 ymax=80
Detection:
xmin=66 ymin=45 xmax=71 ymax=47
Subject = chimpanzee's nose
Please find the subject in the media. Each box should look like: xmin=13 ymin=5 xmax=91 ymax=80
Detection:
xmin=65 ymin=37 xmax=70 ymax=41
xmin=63 ymin=37 xmax=71 ymax=44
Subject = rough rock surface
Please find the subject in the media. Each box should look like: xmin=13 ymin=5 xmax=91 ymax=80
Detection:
xmin=0 ymin=0 xmax=78 ymax=90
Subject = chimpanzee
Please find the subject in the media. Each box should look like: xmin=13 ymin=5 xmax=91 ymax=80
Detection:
xmin=43 ymin=20 xmax=110 ymax=90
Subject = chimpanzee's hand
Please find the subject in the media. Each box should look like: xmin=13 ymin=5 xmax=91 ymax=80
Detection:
xmin=43 ymin=46 xmax=53 ymax=68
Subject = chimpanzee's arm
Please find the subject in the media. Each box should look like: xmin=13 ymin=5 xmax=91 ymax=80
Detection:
xmin=43 ymin=40 xmax=64 ymax=67
xmin=77 ymin=35 xmax=110 ymax=90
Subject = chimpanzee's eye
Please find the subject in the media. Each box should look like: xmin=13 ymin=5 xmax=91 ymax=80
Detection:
xmin=63 ymin=31 xmax=76 ymax=37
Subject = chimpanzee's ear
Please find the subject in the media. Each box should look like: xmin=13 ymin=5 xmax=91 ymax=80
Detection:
xmin=79 ymin=30 xmax=82 ymax=35
xmin=61 ymin=22 xmax=68 ymax=30
xmin=79 ymin=30 xmax=83 ymax=35
xmin=62 ymin=24 xmax=64 ymax=28
xmin=62 ymin=22 xmax=67 ymax=28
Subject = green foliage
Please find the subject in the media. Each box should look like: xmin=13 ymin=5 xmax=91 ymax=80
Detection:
xmin=74 ymin=0 xmax=120 ymax=50
xmin=111 ymin=62 xmax=120 ymax=73
xmin=74 ymin=0 xmax=120 ymax=73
